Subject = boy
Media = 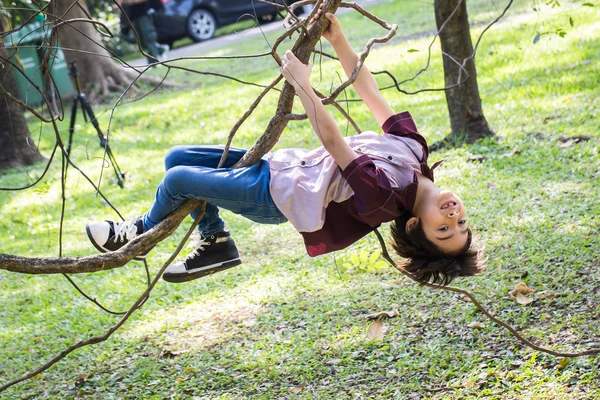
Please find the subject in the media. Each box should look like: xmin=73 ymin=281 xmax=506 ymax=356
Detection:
xmin=86 ymin=11 xmax=483 ymax=284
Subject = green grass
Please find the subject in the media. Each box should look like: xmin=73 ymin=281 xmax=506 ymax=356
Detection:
xmin=1 ymin=0 xmax=599 ymax=398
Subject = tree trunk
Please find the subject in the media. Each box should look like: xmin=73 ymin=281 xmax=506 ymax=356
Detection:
xmin=0 ymin=41 xmax=45 ymax=170
xmin=434 ymin=0 xmax=493 ymax=144
xmin=51 ymin=0 xmax=137 ymax=97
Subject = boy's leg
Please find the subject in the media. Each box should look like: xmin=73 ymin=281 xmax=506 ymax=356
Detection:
xmin=143 ymin=145 xmax=249 ymax=235
xmin=159 ymin=157 xmax=286 ymax=282
xmin=86 ymin=145 xmax=247 ymax=258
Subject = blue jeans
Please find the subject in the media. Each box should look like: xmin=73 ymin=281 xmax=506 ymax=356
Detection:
xmin=142 ymin=145 xmax=287 ymax=235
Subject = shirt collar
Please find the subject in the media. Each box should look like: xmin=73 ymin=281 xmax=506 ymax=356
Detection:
xmin=420 ymin=160 xmax=443 ymax=182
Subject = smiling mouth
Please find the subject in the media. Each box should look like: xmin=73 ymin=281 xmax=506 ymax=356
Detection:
xmin=441 ymin=200 xmax=457 ymax=209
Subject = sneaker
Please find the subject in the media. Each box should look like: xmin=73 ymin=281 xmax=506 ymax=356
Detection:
xmin=86 ymin=216 xmax=149 ymax=259
xmin=163 ymin=230 xmax=242 ymax=283
xmin=158 ymin=44 xmax=169 ymax=61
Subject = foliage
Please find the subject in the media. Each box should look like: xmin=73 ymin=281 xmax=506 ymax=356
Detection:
xmin=0 ymin=0 xmax=598 ymax=398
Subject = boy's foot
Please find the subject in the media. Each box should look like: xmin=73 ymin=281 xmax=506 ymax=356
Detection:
xmin=163 ymin=230 xmax=242 ymax=283
xmin=86 ymin=217 xmax=149 ymax=259
xmin=158 ymin=44 xmax=169 ymax=61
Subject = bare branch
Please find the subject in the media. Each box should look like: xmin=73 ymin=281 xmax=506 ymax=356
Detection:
xmin=0 ymin=204 xmax=206 ymax=393
xmin=373 ymin=229 xmax=600 ymax=358
xmin=0 ymin=200 xmax=200 ymax=274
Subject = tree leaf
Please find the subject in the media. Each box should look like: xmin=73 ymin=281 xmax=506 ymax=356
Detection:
xmin=569 ymin=16 xmax=574 ymax=27
xmin=407 ymin=48 xmax=420 ymax=53
xmin=366 ymin=309 xmax=399 ymax=320
xmin=582 ymin=3 xmax=595 ymax=6
xmin=533 ymin=33 xmax=541 ymax=44
xmin=558 ymin=357 xmax=570 ymax=370
xmin=290 ymin=385 xmax=303 ymax=394
xmin=509 ymin=282 xmax=536 ymax=296
xmin=467 ymin=321 xmax=486 ymax=329
xmin=367 ymin=320 xmax=384 ymax=340
xmin=516 ymin=292 xmax=534 ymax=305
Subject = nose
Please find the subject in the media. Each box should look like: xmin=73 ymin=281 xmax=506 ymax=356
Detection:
xmin=448 ymin=210 xmax=460 ymax=218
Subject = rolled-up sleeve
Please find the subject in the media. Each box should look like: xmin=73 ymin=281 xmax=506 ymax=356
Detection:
xmin=341 ymin=155 xmax=404 ymax=227
xmin=382 ymin=111 xmax=429 ymax=160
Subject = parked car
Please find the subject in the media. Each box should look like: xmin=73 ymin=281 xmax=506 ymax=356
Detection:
xmin=138 ymin=0 xmax=308 ymax=46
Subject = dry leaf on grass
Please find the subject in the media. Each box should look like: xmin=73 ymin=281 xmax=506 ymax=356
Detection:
xmin=509 ymin=282 xmax=536 ymax=305
xmin=290 ymin=385 xmax=303 ymax=394
xmin=467 ymin=321 xmax=486 ymax=329
xmin=367 ymin=320 xmax=384 ymax=341
xmin=558 ymin=358 xmax=570 ymax=370
xmin=366 ymin=309 xmax=399 ymax=320
xmin=325 ymin=358 xmax=342 ymax=365
xmin=509 ymin=282 xmax=536 ymax=296
xmin=515 ymin=292 xmax=535 ymax=305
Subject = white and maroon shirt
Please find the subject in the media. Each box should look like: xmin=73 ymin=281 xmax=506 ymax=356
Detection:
xmin=268 ymin=111 xmax=439 ymax=257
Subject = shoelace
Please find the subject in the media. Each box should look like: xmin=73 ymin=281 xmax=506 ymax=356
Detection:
xmin=186 ymin=231 xmax=211 ymax=260
xmin=113 ymin=220 xmax=140 ymax=243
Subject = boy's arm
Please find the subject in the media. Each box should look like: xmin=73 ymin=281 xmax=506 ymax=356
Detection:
xmin=318 ymin=11 xmax=396 ymax=127
xmin=281 ymin=51 xmax=359 ymax=170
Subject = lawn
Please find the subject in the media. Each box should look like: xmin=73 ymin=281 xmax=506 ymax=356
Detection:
xmin=0 ymin=0 xmax=599 ymax=398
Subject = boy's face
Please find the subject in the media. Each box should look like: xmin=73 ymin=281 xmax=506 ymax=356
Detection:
xmin=418 ymin=190 xmax=469 ymax=254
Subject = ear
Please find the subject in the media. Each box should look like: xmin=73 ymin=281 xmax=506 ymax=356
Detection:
xmin=405 ymin=217 xmax=419 ymax=234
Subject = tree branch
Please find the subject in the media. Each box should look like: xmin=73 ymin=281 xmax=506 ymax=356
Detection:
xmin=373 ymin=229 xmax=600 ymax=358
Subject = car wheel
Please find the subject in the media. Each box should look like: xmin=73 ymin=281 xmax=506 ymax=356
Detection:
xmin=187 ymin=9 xmax=216 ymax=41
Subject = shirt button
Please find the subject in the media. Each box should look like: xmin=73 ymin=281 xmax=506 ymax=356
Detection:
xmin=301 ymin=161 xmax=306 ymax=166
xmin=387 ymin=156 xmax=393 ymax=160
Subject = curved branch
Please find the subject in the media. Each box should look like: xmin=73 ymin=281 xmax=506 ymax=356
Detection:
xmin=0 ymin=200 xmax=200 ymax=274
xmin=373 ymin=229 xmax=600 ymax=358
xmin=0 ymin=205 xmax=206 ymax=393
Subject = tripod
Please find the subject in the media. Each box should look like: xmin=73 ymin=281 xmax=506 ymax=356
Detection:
xmin=66 ymin=61 xmax=125 ymax=188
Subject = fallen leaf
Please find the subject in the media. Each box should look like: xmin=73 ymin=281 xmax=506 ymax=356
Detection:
xmin=366 ymin=309 xmax=399 ymax=320
xmin=367 ymin=320 xmax=384 ymax=341
xmin=500 ymin=148 xmax=520 ymax=158
xmin=509 ymin=282 xmax=536 ymax=296
xmin=467 ymin=321 xmax=485 ymax=329
xmin=175 ymin=377 xmax=185 ymax=383
xmin=76 ymin=374 xmax=89 ymax=384
xmin=558 ymin=358 xmax=570 ymax=370
xmin=325 ymin=358 xmax=342 ymax=365
xmin=183 ymin=366 xmax=196 ymax=375
xmin=290 ymin=385 xmax=303 ymax=394
xmin=516 ymin=292 xmax=534 ymax=305
xmin=557 ymin=135 xmax=590 ymax=147
xmin=161 ymin=349 xmax=186 ymax=358
xmin=486 ymin=183 xmax=499 ymax=189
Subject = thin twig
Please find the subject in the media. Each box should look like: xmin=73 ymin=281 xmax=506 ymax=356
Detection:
xmin=373 ymin=229 xmax=600 ymax=358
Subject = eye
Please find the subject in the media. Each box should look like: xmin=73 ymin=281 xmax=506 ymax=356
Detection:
xmin=438 ymin=226 xmax=449 ymax=231
xmin=459 ymin=220 xmax=467 ymax=225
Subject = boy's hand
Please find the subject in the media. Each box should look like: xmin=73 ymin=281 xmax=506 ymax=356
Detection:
xmin=280 ymin=50 xmax=312 ymax=92
xmin=310 ymin=4 xmax=344 ymax=44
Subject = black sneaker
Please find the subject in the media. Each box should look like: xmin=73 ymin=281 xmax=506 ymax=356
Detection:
xmin=86 ymin=217 xmax=149 ymax=259
xmin=163 ymin=230 xmax=242 ymax=283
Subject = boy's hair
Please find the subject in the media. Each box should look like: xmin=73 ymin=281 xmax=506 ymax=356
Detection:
xmin=390 ymin=211 xmax=484 ymax=286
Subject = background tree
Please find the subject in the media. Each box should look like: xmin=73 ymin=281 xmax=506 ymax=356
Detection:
xmin=51 ymin=0 xmax=138 ymax=96
xmin=0 ymin=16 xmax=45 ymax=170
xmin=434 ymin=0 xmax=493 ymax=146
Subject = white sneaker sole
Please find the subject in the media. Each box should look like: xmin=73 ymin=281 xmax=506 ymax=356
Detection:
xmin=162 ymin=258 xmax=242 ymax=283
